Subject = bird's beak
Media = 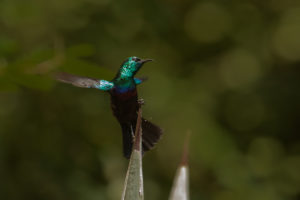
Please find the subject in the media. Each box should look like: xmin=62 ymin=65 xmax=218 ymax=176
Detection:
xmin=139 ymin=59 xmax=153 ymax=64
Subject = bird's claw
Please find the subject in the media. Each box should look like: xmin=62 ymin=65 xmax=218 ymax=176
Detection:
xmin=138 ymin=99 xmax=145 ymax=106
xmin=131 ymin=126 xmax=135 ymax=139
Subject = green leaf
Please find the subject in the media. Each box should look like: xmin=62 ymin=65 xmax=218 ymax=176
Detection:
xmin=122 ymin=107 xmax=144 ymax=200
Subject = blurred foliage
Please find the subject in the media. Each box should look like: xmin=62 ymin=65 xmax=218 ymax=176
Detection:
xmin=0 ymin=0 xmax=300 ymax=200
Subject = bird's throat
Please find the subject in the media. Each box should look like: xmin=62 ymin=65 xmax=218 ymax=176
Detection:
xmin=113 ymin=79 xmax=135 ymax=93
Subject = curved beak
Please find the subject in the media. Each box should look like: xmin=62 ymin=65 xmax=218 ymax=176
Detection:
xmin=139 ymin=59 xmax=153 ymax=64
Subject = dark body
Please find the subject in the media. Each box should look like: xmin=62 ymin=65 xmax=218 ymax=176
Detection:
xmin=110 ymin=83 xmax=161 ymax=158
xmin=110 ymin=86 xmax=139 ymax=157
xmin=110 ymin=85 xmax=138 ymax=124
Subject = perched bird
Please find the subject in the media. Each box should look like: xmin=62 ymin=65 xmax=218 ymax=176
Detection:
xmin=55 ymin=56 xmax=162 ymax=158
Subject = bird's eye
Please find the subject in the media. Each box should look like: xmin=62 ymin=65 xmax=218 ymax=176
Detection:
xmin=132 ymin=57 xmax=140 ymax=62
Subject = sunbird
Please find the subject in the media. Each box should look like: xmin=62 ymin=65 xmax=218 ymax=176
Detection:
xmin=55 ymin=56 xmax=162 ymax=158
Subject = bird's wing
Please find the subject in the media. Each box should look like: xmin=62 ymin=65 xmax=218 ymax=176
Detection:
xmin=134 ymin=77 xmax=148 ymax=85
xmin=54 ymin=72 xmax=114 ymax=91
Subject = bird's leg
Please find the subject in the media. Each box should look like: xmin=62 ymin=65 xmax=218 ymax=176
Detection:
xmin=137 ymin=98 xmax=145 ymax=106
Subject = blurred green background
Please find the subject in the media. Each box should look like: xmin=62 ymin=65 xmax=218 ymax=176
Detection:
xmin=1 ymin=0 xmax=300 ymax=199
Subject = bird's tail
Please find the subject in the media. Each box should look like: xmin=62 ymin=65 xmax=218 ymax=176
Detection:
xmin=120 ymin=123 xmax=134 ymax=159
xmin=141 ymin=118 xmax=163 ymax=152
xmin=121 ymin=118 xmax=163 ymax=159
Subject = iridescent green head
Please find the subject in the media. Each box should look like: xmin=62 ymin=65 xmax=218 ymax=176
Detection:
xmin=115 ymin=56 xmax=152 ymax=79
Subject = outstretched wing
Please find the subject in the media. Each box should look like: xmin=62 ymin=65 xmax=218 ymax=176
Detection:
xmin=55 ymin=72 xmax=114 ymax=91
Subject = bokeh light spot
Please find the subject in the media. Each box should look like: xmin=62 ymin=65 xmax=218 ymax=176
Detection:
xmin=184 ymin=2 xmax=233 ymax=43
xmin=219 ymin=49 xmax=262 ymax=89
xmin=272 ymin=7 xmax=300 ymax=61
xmin=247 ymin=137 xmax=284 ymax=177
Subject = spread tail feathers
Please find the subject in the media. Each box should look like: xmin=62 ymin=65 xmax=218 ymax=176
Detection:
xmin=141 ymin=118 xmax=163 ymax=152
xmin=121 ymin=118 xmax=163 ymax=159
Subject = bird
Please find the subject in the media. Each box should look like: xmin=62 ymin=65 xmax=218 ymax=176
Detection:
xmin=55 ymin=56 xmax=163 ymax=158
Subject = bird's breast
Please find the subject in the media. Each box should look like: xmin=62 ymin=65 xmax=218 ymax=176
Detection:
xmin=113 ymin=90 xmax=137 ymax=99
xmin=111 ymin=86 xmax=137 ymax=98
xmin=110 ymin=88 xmax=138 ymax=122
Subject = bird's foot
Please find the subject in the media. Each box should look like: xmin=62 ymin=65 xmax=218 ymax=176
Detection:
xmin=130 ymin=126 xmax=135 ymax=140
xmin=138 ymin=98 xmax=145 ymax=106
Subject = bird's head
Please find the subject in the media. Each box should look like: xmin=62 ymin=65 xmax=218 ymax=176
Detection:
xmin=117 ymin=56 xmax=152 ymax=79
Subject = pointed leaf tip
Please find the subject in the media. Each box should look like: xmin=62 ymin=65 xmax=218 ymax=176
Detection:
xmin=180 ymin=131 xmax=191 ymax=166
xmin=169 ymin=131 xmax=191 ymax=200
xmin=169 ymin=166 xmax=189 ymax=200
